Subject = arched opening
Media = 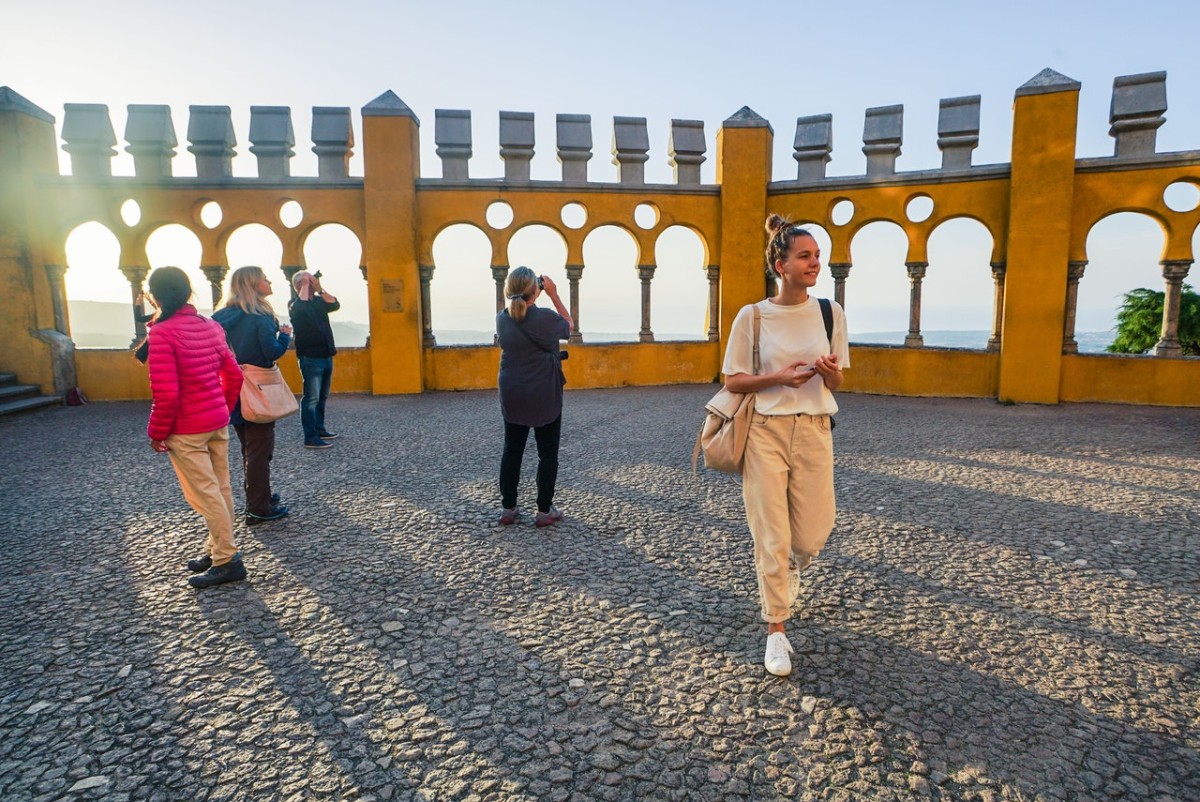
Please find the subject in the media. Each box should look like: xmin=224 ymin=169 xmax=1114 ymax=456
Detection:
xmin=145 ymin=224 xmax=207 ymax=311
xmin=847 ymin=221 xmax=909 ymax=343
xmin=651 ymin=226 xmax=707 ymax=340
xmin=581 ymin=226 xmax=640 ymax=341
xmin=430 ymin=223 xmax=494 ymax=344
xmin=64 ymin=221 xmax=124 ymax=348
xmin=1081 ymin=213 xmax=1165 ymax=353
xmin=223 ymin=224 xmax=287 ymax=315
xmin=925 ymin=218 xmax=995 ymax=348
xmin=303 ymin=224 xmax=366 ymax=347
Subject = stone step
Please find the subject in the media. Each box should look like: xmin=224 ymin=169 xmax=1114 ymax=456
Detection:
xmin=0 ymin=395 xmax=60 ymax=417
xmin=0 ymin=372 xmax=15 ymax=386
xmin=0 ymin=383 xmax=39 ymax=400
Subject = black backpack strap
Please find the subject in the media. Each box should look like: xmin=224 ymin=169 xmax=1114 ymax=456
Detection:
xmin=818 ymin=297 xmax=833 ymax=350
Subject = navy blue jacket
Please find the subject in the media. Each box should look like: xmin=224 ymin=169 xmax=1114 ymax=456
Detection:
xmin=212 ymin=305 xmax=292 ymax=425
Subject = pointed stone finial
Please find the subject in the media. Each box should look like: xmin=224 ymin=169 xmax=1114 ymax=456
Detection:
xmin=249 ymin=106 xmax=295 ymax=178
xmin=723 ymin=106 xmax=772 ymax=132
xmin=612 ymin=116 xmax=650 ymax=184
xmin=362 ymin=90 xmax=419 ymax=123
xmin=187 ymin=106 xmax=236 ymax=179
xmin=556 ymin=114 xmax=592 ymax=183
xmin=862 ymin=105 xmax=903 ymax=176
xmin=311 ymin=107 xmax=353 ymax=179
xmin=669 ymin=119 xmax=706 ymax=185
xmin=793 ymin=114 xmax=832 ymax=182
xmin=1109 ymin=71 xmax=1167 ymax=158
xmin=0 ymin=87 xmax=54 ymax=123
xmin=435 ymin=109 xmax=472 ymax=180
xmin=937 ymin=95 xmax=980 ymax=171
xmin=125 ymin=105 xmax=177 ymax=178
xmin=499 ymin=111 xmax=535 ymax=182
xmin=62 ymin=104 xmax=116 ymax=176
xmin=1015 ymin=68 xmax=1081 ymax=97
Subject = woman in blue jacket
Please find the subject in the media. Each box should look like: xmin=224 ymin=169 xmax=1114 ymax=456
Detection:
xmin=213 ymin=266 xmax=292 ymax=525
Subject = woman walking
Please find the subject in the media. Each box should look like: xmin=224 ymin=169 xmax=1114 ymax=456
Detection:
xmin=213 ymin=266 xmax=292 ymax=525
xmin=496 ymin=266 xmax=573 ymax=527
xmin=143 ymin=266 xmax=246 ymax=589
xmin=721 ymin=215 xmax=850 ymax=676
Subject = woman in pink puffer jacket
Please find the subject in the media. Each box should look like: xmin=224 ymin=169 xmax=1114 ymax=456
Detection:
xmin=144 ymin=267 xmax=246 ymax=590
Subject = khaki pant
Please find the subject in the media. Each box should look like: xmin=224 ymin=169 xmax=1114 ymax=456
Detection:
xmin=166 ymin=428 xmax=238 ymax=566
xmin=742 ymin=413 xmax=835 ymax=623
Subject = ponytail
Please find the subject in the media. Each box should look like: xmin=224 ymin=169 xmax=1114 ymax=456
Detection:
xmin=503 ymin=266 xmax=538 ymax=323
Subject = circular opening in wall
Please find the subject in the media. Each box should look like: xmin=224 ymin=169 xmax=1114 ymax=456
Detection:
xmin=198 ymin=200 xmax=223 ymax=229
xmin=486 ymin=200 xmax=514 ymax=229
xmin=561 ymin=202 xmax=587 ymax=229
xmin=1163 ymin=181 xmax=1200 ymax=213
xmin=120 ymin=199 xmax=141 ymax=227
xmin=634 ymin=202 xmax=659 ymax=230
xmin=279 ymin=199 xmax=303 ymax=228
xmin=831 ymin=199 xmax=854 ymax=226
xmin=906 ymin=194 xmax=934 ymax=223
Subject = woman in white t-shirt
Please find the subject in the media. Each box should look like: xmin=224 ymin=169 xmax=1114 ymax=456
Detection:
xmin=721 ymin=214 xmax=851 ymax=677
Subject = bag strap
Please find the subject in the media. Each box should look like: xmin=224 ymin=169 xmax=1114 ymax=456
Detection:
xmin=818 ymin=297 xmax=833 ymax=351
xmin=752 ymin=305 xmax=761 ymax=375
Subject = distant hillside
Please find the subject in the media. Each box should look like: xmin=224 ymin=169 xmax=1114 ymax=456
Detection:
xmin=68 ymin=300 xmax=370 ymax=348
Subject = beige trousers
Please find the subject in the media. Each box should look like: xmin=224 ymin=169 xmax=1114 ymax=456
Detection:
xmin=166 ymin=428 xmax=238 ymax=566
xmin=742 ymin=412 xmax=835 ymax=623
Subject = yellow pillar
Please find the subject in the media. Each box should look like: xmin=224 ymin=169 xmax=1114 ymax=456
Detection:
xmin=716 ymin=107 xmax=773 ymax=347
xmin=0 ymin=87 xmax=65 ymax=395
xmin=999 ymin=69 xmax=1081 ymax=403
xmin=361 ymin=90 xmax=424 ymax=394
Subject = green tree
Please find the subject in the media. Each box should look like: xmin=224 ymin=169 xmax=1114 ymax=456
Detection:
xmin=1107 ymin=284 xmax=1200 ymax=356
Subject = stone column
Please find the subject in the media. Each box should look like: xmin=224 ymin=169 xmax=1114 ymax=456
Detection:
xmin=312 ymin=107 xmax=354 ymax=179
xmin=828 ymin=263 xmax=851 ymax=309
xmin=201 ymin=265 xmax=227 ymax=308
xmin=987 ymin=261 xmax=1006 ymax=351
xmin=249 ymin=106 xmax=295 ymax=178
xmin=1109 ymin=71 xmax=1167 ymax=158
xmin=492 ymin=265 xmax=509 ymax=313
xmin=565 ymin=264 xmax=584 ymax=343
xmin=125 ymin=105 xmax=177 ymax=178
xmin=120 ymin=265 xmax=149 ymax=345
xmin=904 ymin=262 xmax=927 ymax=347
xmin=282 ymin=266 xmax=302 ymax=301
xmin=612 ymin=117 xmax=650 ymax=185
xmin=61 ymin=104 xmax=116 ymax=177
xmin=668 ymin=119 xmax=706 ymax=185
xmin=187 ymin=106 xmax=236 ymax=179
xmin=706 ymin=265 xmax=720 ymax=341
xmin=435 ymin=109 xmax=472 ymax=180
xmin=557 ymin=115 xmax=592 ymax=183
xmin=937 ymin=95 xmax=980 ymax=171
xmin=44 ymin=264 xmax=69 ymax=335
xmin=418 ymin=264 xmax=436 ymax=347
xmin=1062 ymin=260 xmax=1087 ymax=354
xmin=863 ymin=105 xmax=903 ymax=176
xmin=499 ymin=112 xmax=534 ymax=182
xmin=1155 ymin=259 xmax=1192 ymax=357
xmin=793 ymin=114 xmax=833 ymax=182
xmin=637 ymin=264 xmax=655 ymax=342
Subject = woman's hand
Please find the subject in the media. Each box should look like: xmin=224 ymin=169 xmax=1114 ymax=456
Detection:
xmin=812 ymin=354 xmax=844 ymax=389
xmin=539 ymin=275 xmax=559 ymax=296
xmin=279 ymin=324 xmax=293 ymax=336
xmin=775 ymin=360 xmax=819 ymax=388
xmin=150 ymin=439 xmax=169 ymax=453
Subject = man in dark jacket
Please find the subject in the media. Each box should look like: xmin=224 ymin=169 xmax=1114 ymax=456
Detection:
xmin=288 ymin=271 xmax=341 ymax=449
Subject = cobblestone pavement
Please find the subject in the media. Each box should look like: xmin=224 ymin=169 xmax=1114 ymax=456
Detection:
xmin=1 ymin=387 xmax=1198 ymax=802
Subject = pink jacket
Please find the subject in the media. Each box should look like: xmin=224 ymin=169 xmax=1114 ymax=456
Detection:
xmin=146 ymin=305 xmax=243 ymax=441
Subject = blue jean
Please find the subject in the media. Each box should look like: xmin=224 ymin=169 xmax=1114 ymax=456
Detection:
xmin=298 ymin=355 xmax=333 ymax=442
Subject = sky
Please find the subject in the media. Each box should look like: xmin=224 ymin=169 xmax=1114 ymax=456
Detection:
xmin=5 ymin=0 xmax=1200 ymax=344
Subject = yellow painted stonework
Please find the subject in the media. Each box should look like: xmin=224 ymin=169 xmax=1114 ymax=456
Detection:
xmin=3 ymin=71 xmax=1198 ymax=407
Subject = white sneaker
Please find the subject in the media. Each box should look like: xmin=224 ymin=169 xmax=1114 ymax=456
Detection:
xmin=764 ymin=631 xmax=794 ymax=676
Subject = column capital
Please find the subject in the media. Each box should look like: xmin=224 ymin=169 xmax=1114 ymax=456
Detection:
xmin=905 ymin=261 xmax=928 ymax=280
xmin=1067 ymin=259 xmax=1087 ymax=280
xmin=1161 ymin=259 xmax=1192 ymax=281
xmin=637 ymin=264 xmax=656 ymax=281
xmin=828 ymin=262 xmax=852 ymax=280
xmin=119 ymin=265 xmax=149 ymax=285
xmin=491 ymin=265 xmax=509 ymax=283
xmin=990 ymin=260 xmax=1007 ymax=279
xmin=565 ymin=264 xmax=584 ymax=281
xmin=418 ymin=263 xmax=436 ymax=280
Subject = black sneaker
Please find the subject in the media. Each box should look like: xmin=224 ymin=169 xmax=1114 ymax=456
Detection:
xmin=246 ymin=505 xmax=289 ymax=526
xmin=186 ymin=555 xmax=213 ymax=573
xmin=270 ymin=492 xmax=281 ymax=506
xmin=317 ymin=431 xmax=339 ymax=440
xmin=304 ymin=438 xmax=333 ymax=449
xmin=188 ymin=556 xmax=247 ymax=589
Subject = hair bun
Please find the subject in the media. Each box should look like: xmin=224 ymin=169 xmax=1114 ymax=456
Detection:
xmin=765 ymin=213 xmax=789 ymax=234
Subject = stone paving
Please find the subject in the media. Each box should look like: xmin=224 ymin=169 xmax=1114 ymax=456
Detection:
xmin=1 ymin=387 xmax=1198 ymax=802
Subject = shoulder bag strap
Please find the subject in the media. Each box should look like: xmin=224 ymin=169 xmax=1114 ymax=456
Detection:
xmin=818 ymin=297 xmax=833 ymax=351
xmin=752 ymin=305 xmax=761 ymax=375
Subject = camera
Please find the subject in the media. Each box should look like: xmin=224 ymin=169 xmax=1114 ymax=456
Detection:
xmin=559 ymin=349 xmax=569 ymax=361
xmin=537 ymin=276 xmax=544 ymax=290
xmin=313 ymin=270 xmax=322 ymax=279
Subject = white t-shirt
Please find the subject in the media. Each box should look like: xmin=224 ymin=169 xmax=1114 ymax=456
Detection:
xmin=721 ymin=297 xmax=850 ymax=416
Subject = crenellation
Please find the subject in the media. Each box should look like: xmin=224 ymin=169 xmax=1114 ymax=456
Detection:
xmin=61 ymin=103 xmax=116 ymax=177
xmin=499 ymin=111 xmax=535 ymax=182
xmin=248 ymin=106 xmax=295 ymax=179
xmin=793 ymin=114 xmax=833 ymax=182
xmin=1109 ymin=71 xmax=1167 ymax=158
xmin=311 ymin=106 xmax=354 ymax=179
xmin=556 ymin=114 xmax=592 ymax=183
xmin=668 ymin=119 xmax=706 ymax=185
xmin=612 ymin=116 xmax=650 ymax=185
xmin=186 ymin=105 xmax=236 ymax=179
xmin=937 ymin=95 xmax=980 ymax=171
xmin=862 ymin=104 xmax=903 ymax=176
xmin=124 ymin=105 xmax=176 ymax=179
xmin=435 ymin=109 xmax=473 ymax=180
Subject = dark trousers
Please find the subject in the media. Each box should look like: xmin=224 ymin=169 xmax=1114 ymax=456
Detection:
xmin=233 ymin=420 xmax=275 ymax=516
xmin=499 ymin=415 xmax=562 ymax=513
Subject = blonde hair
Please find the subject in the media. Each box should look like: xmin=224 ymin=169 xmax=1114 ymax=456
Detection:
xmin=224 ymin=266 xmax=277 ymax=317
xmin=504 ymin=266 xmax=538 ymax=323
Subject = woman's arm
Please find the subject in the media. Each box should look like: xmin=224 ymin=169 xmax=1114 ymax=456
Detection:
xmin=539 ymin=276 xmax=574 ymax=332
xmin=725 ymin=360 xmax=819 ymax=394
